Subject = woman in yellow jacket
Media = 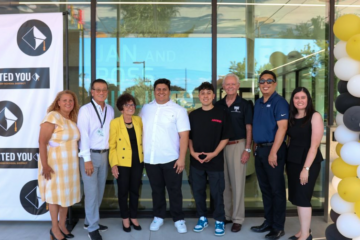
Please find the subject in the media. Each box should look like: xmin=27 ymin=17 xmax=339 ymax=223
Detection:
xmin=109 ymin=93 xmax=144 ymax=232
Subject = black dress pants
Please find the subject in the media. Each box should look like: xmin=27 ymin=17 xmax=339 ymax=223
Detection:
xmin=189 ymin=165 xmax=225 ymax=222
xmin=116 ymin=158 xmax=144 ymax=219
xmin=145 ymin=160 xmax=184 ymax=222
xmin=255 ymin=142 xmax=287 ymax=231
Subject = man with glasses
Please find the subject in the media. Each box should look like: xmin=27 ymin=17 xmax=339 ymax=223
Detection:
xmin=215 ymin=73 xmax=253 ymax=233
xmin=139 ymin=78 xmax=190 ymax=234
xmin=78 ymin=79 xmax=114 ymax=240
xmin=251 ymin=70 xmax=288 ymax=239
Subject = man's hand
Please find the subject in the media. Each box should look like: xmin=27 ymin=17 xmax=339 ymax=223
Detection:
xmin=85 ymin=161 xmax=94 ymax=176
xmin=202 ymin=152 xmax=217 ymax=163
xmin=268 ymin=152 xmax=278 ymax=168
xmin=42 ymin=164 xmax=54 ymax=180
xmin=191 ymin=152 xmax=204 ymax=164
xmin=174 ymin=159 xmax=185 ymax=174
xmin=241 ymin=151 xmax=250 ymax=164
xmin=112 ymin=165 xmax=119 ymax=179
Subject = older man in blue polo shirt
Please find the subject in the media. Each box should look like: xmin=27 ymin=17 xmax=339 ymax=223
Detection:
xmin=251 ymin=70 xmax=289 ymax=240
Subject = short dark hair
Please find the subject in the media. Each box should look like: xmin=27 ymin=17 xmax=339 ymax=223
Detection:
xmin=198 ymin=82 xmax=214 ymax=93
xmin=154 ymin=78 xmax=171 ymax=90
xmin=259 ymin=70 xmax=277 ymax=82
xmin=116 ymin=93 xmax=136 ymax=111
xmin=91 ymin=79 xmax=108 ymax=89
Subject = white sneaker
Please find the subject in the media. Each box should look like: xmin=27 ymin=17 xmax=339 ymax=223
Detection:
xmin=150 ymin=217 xmax=164 ymax=231
xmin=174 ymin=220 xmax=187 ymax=233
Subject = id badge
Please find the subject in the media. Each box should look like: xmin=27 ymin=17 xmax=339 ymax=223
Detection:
xmin=97 ymin=128 xmax=104 ymax=137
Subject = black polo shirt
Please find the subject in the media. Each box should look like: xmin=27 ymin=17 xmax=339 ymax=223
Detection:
xmin=253 ymin=91 xmax=289 ymax=143
xmin=215 ymin=95 xmax=253 ymax=141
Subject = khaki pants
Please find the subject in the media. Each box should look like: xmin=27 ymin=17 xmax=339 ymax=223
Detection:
xmin=223 ymin=139 xmax=247 ymax=224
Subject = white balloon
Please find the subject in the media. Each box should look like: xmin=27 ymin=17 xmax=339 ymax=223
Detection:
xmin=334 ymin=57 xmax=360 ymax=81
xmin=332 ymin=176 xmax=342 ymax=191
xmin=336 ymin=113 xmax=344 ymax=125
xmin=357 ymin=166 xmax=360 ymax=178
xmin=334 ymin=125 xmax=359 ymax=144
xmin=353 ymin=236 xmax=360 ymax=240
xmin=334 ymin=41 xmax=349 ymax=60
xmin=330 ymin=193 xmax=354 ymax=214
xmin=337 ymin=213 xmax=360 ymax=238
xmin=341 ymin=141 xmax=360 ymax=165
xmin=348 ymin=75 xmax=360 ymax=98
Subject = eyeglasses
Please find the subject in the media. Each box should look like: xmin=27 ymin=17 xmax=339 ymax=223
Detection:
xmin=92 ymin=89 xmax=108 ymax=93
xmin=258 ymin=79 xmax=276 ymax=84
xmin=124 ymin=103 xmax=135 ymax=108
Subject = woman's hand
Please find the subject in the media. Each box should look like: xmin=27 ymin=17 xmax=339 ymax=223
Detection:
xmin=42 ymin=164 xmax=54 ymax=180
xmin=300 ymin=168 xmax=309 ymax=185
xmin=112 ymin=165 xmax=119 ymax=179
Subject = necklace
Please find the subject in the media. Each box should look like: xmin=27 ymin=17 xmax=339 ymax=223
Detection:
xmin=125 ymin=122 xmax=133 ymax=129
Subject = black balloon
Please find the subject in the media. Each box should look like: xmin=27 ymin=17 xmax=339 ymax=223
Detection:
xmin=338 ymin=80 xmax=348 ymax=94
xmin=344 ymin=106 xmax=360 ymax=131
xmin=325 ymin=224 xmax=351 ymax=240
xmin=335 ymin=93 xmax=360 ymax=114
xmin=330 ymin=209 xmax=340 ymax=223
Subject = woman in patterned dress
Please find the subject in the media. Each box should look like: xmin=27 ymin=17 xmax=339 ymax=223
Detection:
xmin=38 ymin=90 xmax=81 ymax=240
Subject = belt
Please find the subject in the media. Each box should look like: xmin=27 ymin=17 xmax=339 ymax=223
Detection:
xmin=90 ymin=149 xmax=109 ymax=153
xmin=227 ymin=140 xmax=240 ymax=145
xmin=257 ymin=142 xmax=274 ymax=147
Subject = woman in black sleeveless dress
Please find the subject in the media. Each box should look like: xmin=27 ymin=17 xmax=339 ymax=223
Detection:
xmin=286 ymin=87 xmax=323 ymax=240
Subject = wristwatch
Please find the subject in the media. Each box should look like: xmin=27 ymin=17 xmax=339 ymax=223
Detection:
xmin=303 ymin=166 xmax=310 ymax=171
xmin=245 ymin=148 xmax=251 ymax=153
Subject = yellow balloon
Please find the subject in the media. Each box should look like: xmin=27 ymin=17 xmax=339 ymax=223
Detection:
xmin=338 ymin=177 xmax=360 ymax=202
xmin=347 ymin=34 xmax=360 ymax=60
xmin=336 ymin=143 xmax=343 ymax=156
xmin=355 ymin=201 xmax=360 ymax=219
xmin=331 ymin=157 xmax=358 ymax=179
xmin=334 ymin=14 xmax=360 ymax=41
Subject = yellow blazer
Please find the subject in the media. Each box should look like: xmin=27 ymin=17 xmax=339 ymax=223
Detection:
xmin=109 ymin=115 xmax=144 ymax=168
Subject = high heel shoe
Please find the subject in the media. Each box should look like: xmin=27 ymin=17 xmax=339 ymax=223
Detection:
xmin=123 ymin=222 xmax=131 ymax=232
xmin=306 ymin=234 xmax=313 ymax=240
xmin=130 ymin=219 xmax=142 ymax=231
xmin=60 ymin=229 xmax=74 ymax=239
xmin=50 ymin=229 xmax=67 ymax=240
xmin=288 ymin=230 xmax=312 ymax=240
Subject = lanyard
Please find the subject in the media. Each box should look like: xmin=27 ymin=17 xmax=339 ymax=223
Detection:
xmin=91 ymin=101 xmax=107 ymax=129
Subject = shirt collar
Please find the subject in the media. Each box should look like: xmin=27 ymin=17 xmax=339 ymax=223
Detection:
xmin=92 ymin=99 xmax=106 ymax=112
xmin=260 ymin=91 xmax=278 ymax=103
xmin=153 ymin=99 xmax=172 ymax=107
xmin=220 ymin=95 xmax=241 ymax=106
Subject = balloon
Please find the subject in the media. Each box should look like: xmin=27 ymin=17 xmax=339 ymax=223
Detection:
xmin=337 ymin=213 xmax=360 ymax=238
xmin=357 ymin=166 xmax=360 ymax=178
xmin=338 ymin=177 xmax=360 ymax=202
xmin=355 ymin=201 xmax=360 ymax=219
xmin=335 ymin=41 xmax=350 ymax=60
xmin=331 ymin=157 xmax=358 ymax=178
xmin=341 ymin=141 xmax=360 ymax=165
xmin=334 ymin=14 xmax=360 ymax=41
xmin=330 ymin=209 xmax=341 ymax=223
xmin=338 ymin=80 xmax=349 ymax=94
xmin=336 ymin=113 xmax=344 ymax=126
xmin=330 ymin=193 xmax=355 ymax=214
xmin=347 ymin=34 xmax=360 ymax=61
xmin=332 ymin=176 xmax=342 ymax=190
xmin=354 ymin=236 xmax=360 ymax=240
xmin=344 ymin=106 xmax=360 ymax=132
xmin=334 ymin=125 xmax=359 ymax=144
xmin=325 ymin=224 xmax=351 ymax=240
xmin=334 ymin=57 xmax=360 ymax=81
xmin=335 ymin=93 xmax=360 ymax=114
xmin=336 ymin=143 xmax=343 ymax=156
xmin=348 ymin=75 xmax=360 ymax=97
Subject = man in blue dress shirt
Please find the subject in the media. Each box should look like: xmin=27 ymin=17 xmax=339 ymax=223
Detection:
xmin=251 ymin=70 xmax=289 ymax=240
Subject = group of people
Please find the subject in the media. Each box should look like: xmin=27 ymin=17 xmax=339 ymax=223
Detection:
xmin=38 ymin=70 xmax=323 ymax=240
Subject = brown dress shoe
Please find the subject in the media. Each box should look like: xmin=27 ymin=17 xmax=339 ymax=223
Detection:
xmin=231 ymin=223 xmax=242 ymax=232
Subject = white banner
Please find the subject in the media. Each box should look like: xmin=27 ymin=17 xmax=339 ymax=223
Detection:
xmin=0 ymin=13 xmax=63 ymax=220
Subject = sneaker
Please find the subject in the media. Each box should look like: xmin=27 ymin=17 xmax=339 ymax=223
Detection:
xmin=215 ymin=221 xmax=225 ymax=236
xmin=88 ymin=229 xmax=102 ymax=240
xmin=84 ymin=224 xmax=108 ymax=232
xmin=150 ymin=217 xmax=164 ymax=231
xmin=174 ymin=220 xmax=187 ymax=233
xmin=193 ymin=216 xmax=208 ymax=232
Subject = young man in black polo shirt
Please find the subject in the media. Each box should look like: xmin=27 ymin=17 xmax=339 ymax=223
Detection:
xmin=189 ymin=82 xmax=231 ymax=237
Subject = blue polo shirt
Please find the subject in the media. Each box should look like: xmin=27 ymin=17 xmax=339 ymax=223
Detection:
xmin=253 ymin=91 xmax=289 ymax=144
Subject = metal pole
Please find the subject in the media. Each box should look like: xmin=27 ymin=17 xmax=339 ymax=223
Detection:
xmin=211 ymin=0 xmax=217 ymax=99
xmin=91 ymin=0 xmax=96 ymax=82
xmin=63 ymin=11 xmax=69 ymax=90
xmin=143 ymin=61 xmax=145 ymax=82
xmin=328 ymin=0 xmax=335 ymax=126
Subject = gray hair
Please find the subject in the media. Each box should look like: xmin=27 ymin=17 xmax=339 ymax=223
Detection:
xmin=222 ymin=73 xmax=240 ymax=86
